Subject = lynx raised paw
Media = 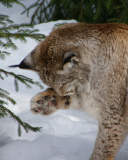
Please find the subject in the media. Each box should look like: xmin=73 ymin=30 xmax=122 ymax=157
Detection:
xmin=30 ymin=88 xmax=70 ymax=116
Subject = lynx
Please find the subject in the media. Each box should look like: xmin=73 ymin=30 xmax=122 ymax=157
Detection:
xmin=12 ymin=23 xmax=128 ymax=160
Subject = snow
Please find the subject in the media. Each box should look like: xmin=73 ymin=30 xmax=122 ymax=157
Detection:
xmin=0 ymin=1 xmax=128 ymax=160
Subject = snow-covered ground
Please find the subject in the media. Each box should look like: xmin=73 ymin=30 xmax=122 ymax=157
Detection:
xmin=0 ymin=1 xmax=128 ymax=160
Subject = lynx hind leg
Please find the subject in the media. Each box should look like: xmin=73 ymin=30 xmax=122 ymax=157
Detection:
xmin=30 ymin=88 xmax=68 ymax=116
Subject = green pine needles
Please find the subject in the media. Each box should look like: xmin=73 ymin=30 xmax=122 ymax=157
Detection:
xmin=0 ymin=69 xmax=43 ymax=136
xmin=0 ymin=14 xmax=45 ymax=60
xmin=22 ymin=0 xmax=128 ymax=24
xmin=0 ymin=0 xmax=45 ymax=136
xmin=0 ymin=0 xmax=25 ymax=8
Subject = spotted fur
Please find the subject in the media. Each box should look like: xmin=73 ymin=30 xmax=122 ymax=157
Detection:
xmin=19 ymin=23 xmax=128 ymax=160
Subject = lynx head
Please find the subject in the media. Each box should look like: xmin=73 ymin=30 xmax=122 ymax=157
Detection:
xmin=18 ymin=23 xmax=91 ymax=96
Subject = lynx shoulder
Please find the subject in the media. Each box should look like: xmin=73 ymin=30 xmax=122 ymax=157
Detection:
xmin=15 ymin=23 xmax=128 ymax=160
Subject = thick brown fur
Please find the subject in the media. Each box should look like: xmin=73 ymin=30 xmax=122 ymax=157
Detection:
xmin=20 ymin=23 xmax=128 ymax=160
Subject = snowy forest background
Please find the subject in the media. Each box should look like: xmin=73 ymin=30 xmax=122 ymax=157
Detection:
xmin=1 ymin=0 xmax=128 ymax=160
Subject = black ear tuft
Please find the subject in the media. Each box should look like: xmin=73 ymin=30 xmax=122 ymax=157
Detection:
xmin=8 ymin=65 xmax=19 ymax=68
xmin=19 ymin=58 xmax=31 ymax=69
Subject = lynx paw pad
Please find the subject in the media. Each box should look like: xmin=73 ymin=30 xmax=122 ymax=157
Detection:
xmin=30 ymin=91 xmax=58 ymax=115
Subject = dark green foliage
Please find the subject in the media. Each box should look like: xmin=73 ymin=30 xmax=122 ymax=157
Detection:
xmin=0 ymin=14 xmax=45 ymax=60
xmin=23 ymin=0 xmax=128 ymax=24
xmin=0 ymin=0 xmax=45 ymax=136
xmin=0 ymin=105 xmax=41 ymax=136
xmin=0 ymin=68 xmax=43 ymax=136
xmin=0 ymin=69 xmax=43 ymax=91
xmin=0 ymin=0 xmax=25 ymax=8
xmin=0 ymin=88 xmax=16 ymax=108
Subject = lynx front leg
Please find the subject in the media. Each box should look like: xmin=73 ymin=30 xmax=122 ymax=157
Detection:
xmin=30 ymin=88 xmax=70 ymax=115
xmin=90 ymin=113 xmax=127 ymax=160
xmin=90 ymin=71 xmax=128 ymax=160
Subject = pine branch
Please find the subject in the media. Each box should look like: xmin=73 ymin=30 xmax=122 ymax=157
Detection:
xmin=0 ymin=87 xmax=42 ymax=136
xmin=0 ymin=88 xmax=16 ymax=105
xmin=0 ymin=0 xmax=25 ymax=8
xmin=0 ymin=23 xmax=45 ymax=42
xmin=0 ymin=70 xmax=43 ymax=136
xmin=93 ymin=0 xmax=101 ymax=22
xmin=22 ymin=0 xmax=52 ymax=24
xmin=0 ymin=105 xmax=42 ymax=136
xmin=0 ymin=50 xmax=10 ymax=60
xmin=0 ymin=0 xmax=44 ymax=137
xmin=118 ymin=7 xmax=128 ymax=22
xmin=0 ymin=69 xmax=43 ymax=91
xmin=22 ymin=0 xmax=40 ymax=17
xmin=0 ymin=15 xmax=13 ymax=26
xmin=0 ymin=18 xmax=46 ymax=59
xmin=21 ymin=0 xmax=128 ymax=24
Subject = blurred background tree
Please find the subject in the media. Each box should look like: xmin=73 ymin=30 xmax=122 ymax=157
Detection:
xmin=23 ymin=0 xmax=128 ymax=25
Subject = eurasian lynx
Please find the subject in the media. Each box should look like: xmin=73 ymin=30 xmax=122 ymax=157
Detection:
xmin=14 ymin=23 xmax=128 ymax=160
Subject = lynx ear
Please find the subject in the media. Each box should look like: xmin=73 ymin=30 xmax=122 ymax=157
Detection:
xmin=9 ymin=50 xmax=36 ymax=70
xmin=19 ymin=53 xmax=34 ymax=70
xmin=8 ymin=53 xmax=34 ymax=70
xmin=63 ymin=51 xmax=79 ymax=70
xmin=19 ymin=50 xmax=36 ymax=70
